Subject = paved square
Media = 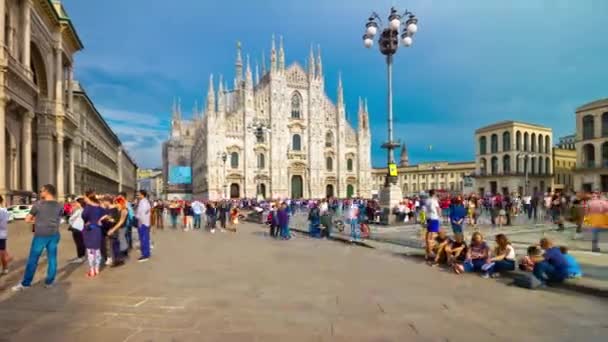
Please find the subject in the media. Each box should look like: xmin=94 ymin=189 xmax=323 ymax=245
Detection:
xmin=0 ymin=222 xmax=606 ymax=341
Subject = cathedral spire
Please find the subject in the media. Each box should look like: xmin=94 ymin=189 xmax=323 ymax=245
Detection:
xmin=278 ymin=35 xmax=285 ymax=72
xmin=192 ymin=100 xmax=199 ymax=119
xmin=364 ymin=98 xmax=369 ymax=114
xmin=359 ymin=97 xmax=370 ymax=134
xmin=235 ymin=41 xmax=243 ymax=83
xmin=177 ymin=97 xmax=182 ymax=119
xmin=262 ymin=51 xmax=266 ymax=75
xmin=245 ymin=54 xmax=253 ymax=87
xmin=172 ymin=97 xmax=178 ymax=121
xmin=270 ymin=34 xmax=277 ymax=73
xmin=217 ymin=74 xmax=225 ymax=115
xmin=206 ymin=74 xmax=215 ymax=114
xmin=337 ymin=72 xmax=344 ymax=108
xmin=316 ymin=45 xmax=323 ymax=79
xmin=358 ymin=97 xmax=363 ymax=115
xmin=255 ymin=60 xmax=260 ymax=85
xmin=308 ymin=44 xmax=315 ymax=79
xmin=399 ymin=142 xmax=409 ymax=167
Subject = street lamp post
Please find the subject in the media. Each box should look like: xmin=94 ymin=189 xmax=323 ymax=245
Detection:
xmin=217 ymin=152 xmax=227 ymax=199
xmin=517 ymin=153 xmax=535 ymax=196
xmin=363 ymin=7 xmax=418 ymax=222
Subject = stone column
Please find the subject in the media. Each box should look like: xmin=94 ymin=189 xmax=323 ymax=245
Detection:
xmin=117 ymin=147 xmax=123 ymax=192
xmin=37 ymin=117 xmax=54 ymax=187
xmin=0 ymin=96 xmax=6 ymax=197
xmin=0 ymin=0 xmax=5 ymax=58
xmin=54 ymin=46 xmax=64 ymax=112
xmin=56 ymin=118 xmax=65 ymax=200
xmin=69 ymin=141 xmax=75 ymax=195
xmin=67 ymin=66 xmax=74 ymax=111
xmin=21 ymin=111 xmax=33 ymax=191
xmin=22 ymin=0 xmax=31 ymax=73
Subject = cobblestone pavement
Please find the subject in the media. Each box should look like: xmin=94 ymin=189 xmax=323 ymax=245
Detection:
xmin=0 ymin=221 xmax=607 ymax=341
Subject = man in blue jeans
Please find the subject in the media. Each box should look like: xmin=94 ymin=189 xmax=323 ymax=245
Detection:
xmin=12 ymin=184 xmax=64 ymax=291
xmin=135 ymin=190 xmax=151 ymax=262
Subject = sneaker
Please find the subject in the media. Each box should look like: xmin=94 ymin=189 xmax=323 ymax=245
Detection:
xmin=44 ymin=283 xmax=54 ymax=289
xmin=105 ymin=258 xmax=113 ymax=266
xmin=481 ymin=273 xmax=490 ymax=279
xmin=11 ymin=284 xmax=29 ymax=292
xmin=211 ymin=229 xmax=216 ymax=234
xmin=137 ymin=257 xmax=150 ymax=263
xmin=1 ymin=269 xmax=8 ymax=275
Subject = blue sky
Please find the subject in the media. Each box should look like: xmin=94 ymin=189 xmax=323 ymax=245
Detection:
xmin=63 ymin=0 xmax=608 ymax=169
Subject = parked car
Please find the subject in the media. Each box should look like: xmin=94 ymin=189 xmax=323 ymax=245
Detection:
xmin=7 ymin=205 xmax=32 ymax=220
xmin=7 ymin=212 xmax=14 ymax=223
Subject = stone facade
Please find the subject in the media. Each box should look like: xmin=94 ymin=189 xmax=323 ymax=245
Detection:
xmin=190 ymin=39 xmax=372 ymax=200
xmin=574 ymin=99 xmax=608 ymax=192
xmin=0 ymin=1 xmax=136 ymax=204
xmin=474 ymin=121 xmax=553 ymax=195
xmin=162 ymin=101 xmax=196 ymax=200
xmin=371 ymin=161 xmax=476 ymax=196
xmin=137 ymin=168 xmax=163 ymax=200
xmin=553 ymin=147 xmax=576 ymax=192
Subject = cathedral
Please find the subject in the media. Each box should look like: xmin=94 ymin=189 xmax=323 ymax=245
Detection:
xmin=190 ymin=38 xmax=372 ymax=200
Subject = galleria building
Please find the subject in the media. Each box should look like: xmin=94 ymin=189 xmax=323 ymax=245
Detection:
xmin=1 ymin=1 xmax=137 ymax=204
xmin=164 ymin=39 xmax=372 ymax=200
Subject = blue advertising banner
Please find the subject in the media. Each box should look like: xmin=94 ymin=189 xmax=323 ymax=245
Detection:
xmin=168 ymin=166 xmax=192 ymax=185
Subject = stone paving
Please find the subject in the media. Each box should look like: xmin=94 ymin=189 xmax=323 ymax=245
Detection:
xmin=0 ymin=220 xmax=607 ymax=341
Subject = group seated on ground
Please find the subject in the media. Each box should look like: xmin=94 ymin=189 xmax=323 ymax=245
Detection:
xmin=426 ymin=231 xmax=583 ymax=287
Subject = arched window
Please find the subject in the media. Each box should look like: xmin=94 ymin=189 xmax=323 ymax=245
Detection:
xmin=230 ymin=152 xmax=239 ymax=169
xmin=503 ymin=132 xmax=511 ymax=151
xmin=347 ymin=158 xmax=353 ymax=172
xmin=480 ymin=158 xmax=487 ymax=175
xmin=546 ymin=157 xmax=551 ymax=174
xmin=524 ymin=132 xmax=529 ymax=151
xmin=531 ymin=133 xmax=536 ymax=152
xmin=516 ymin=131 xmax=521 ymax=151
xmin=326 ymin=157 xmax=333 ymax=171
xmin=491 ymin=157 xmax=498 ymax=175
xmin=291 ymin=93 xmax=302 ymax=119
xmin=583 ymin=115 xmax=595 ymax=140
xmin=538 ymin=157 xmax=543 ymax=174
xmin=545 ymin=135 xmax=550 ymax=154
xmin=603 ymin=112 xmax=608 ymax=137
xmin=325 ymin=131 xmax=334 ymax=147
xmin=503 ymin=155 xmax=511 ymax=174
xmin=516 ymin=155 xmax=521 ymax=173
xmin=479 ymin=136 xmax=487 ymax=155
xmin=530 ymin=157 xmax=536 ymax=175
xmin=491 ymin=134 xmax=498 ymax=153
xmin=257 ymin=153 xmax=265 ymax=169
xmin=538 ymin=134 xmax=543 ymax=154
xmin=583 ymin=144 xmax=595 ymax=168
xmin=602 ymin=142 xmax=608 ymax=167
xmin=292 ymin=134 xmax=301 ymax=151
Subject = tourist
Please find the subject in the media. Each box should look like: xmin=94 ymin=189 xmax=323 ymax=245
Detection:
xmin=169 ymin=201 xmax=180 ymax=229
xmin=136 ymin=190 xmax=152 ymax=262
xmin=349 ymin=201 xmax=360 ymax=242
xmin=99 ymin=196 xmax=115 ymax=265
xmin=278 ymin=202 xmax=291 ymax=240
xmin=559 ymin=246 xmax=582 ymax=278
xmin=571 ymin=197 xmax=585 ymax=239
xmin=269 ymin=204 xmax=279 ymax=237
xmin=449 ymin=196 xmax=466 ymax=238
xmin=100 ymin=196 xmax=128 ymax=267
xmin=218 ymin=201 xmax=229 ymax=232
xmin=533 ymin=238 xmax=569 ymax=284
xmin=464 ymin=231 xmax=490 ymax=277
xmin=154 ymin=200 xmax=164 ymax=229
xmin=0 ymin=195 xmax=13 ymax=275
xmin=67 ymin=198 xmax=86 ymax=264
xmin=308 ymin=202 xmax=321 ymax=238
xmin=445 ymin=234 xmax=467 ymax=274
xmin=82 ymin=190 xmax=104 ymax=277
xmin=192 ymin=199 xmax=204 ymax=229
xmin=118 ymin=192 xmax=135 ymax=251
xmin=12 ymin=184 xmax=64 ymax=291
xmin=430 ymin=230 xmax=451 ymax=266
xmin=484 ymin=234 xmax=516 ymax=277
xmin=523 ymin=194 xmax=533 ymax=220
xmin=206 ymin=202 xmax=217 ymax=233
xmin=586 ymin=192 xmax=608 ymax=252
xmin=229 ymin=205 xmax=239 ymax=232
xmin=519 ymin=245 xmax=543 ymax=272
xmin=183 ymin=201 xmax=194 ymax=231
xmin=424 ymin=190 xmax=441 ymax=261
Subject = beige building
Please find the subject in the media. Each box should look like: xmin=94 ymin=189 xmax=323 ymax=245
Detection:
xmin=137 ymin=168 xmax=163 ymax=200
xmin=475 ymin=121 xmax=553 ymax=195
xmin=553 ymin=147 xmax=576 ymax=192
xmin=574 ymin=99 xmax=608 ymax=192
xmin=0 ymin=1 xmax=137 ymax=204
xmin=191 ymin=40 xmax=371 ymax=200
xmin=371 ymin=160 xmax=476 ymax=196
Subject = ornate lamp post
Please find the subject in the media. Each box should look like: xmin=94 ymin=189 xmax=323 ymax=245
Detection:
xmin=363 ymin=7 xmax=418 ymax=220
xmin=517 ymin=153 xmax=536 ymax=196
xmin=217 ymin=151 xmax=227 ymax=199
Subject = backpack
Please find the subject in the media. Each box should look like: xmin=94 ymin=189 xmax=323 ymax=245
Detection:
xmin=513 ymin=273 xmax=543 ymax=289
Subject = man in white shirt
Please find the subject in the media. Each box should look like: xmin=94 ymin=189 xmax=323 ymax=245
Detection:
xmin=424 ymin=190 xmax=441 ymax=260
xmin=191 ymin=200 xmax=204 ymax=230
xmin=136 ymin=190 xmax=151 ymax=262
xmin=0 ymin=195 xmax=12 ymax=274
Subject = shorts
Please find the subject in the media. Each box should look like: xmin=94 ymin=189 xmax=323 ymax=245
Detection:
xmin=0 ymin=239 xmax=6 ymax=251
xmin=427 ymin=219 xmax=440 ymax=233
xmin=451 ymin=224 xmax=463 ymax=235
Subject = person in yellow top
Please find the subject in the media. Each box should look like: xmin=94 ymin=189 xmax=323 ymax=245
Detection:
xmin=586 ymin=193 xmax=608 ymax=253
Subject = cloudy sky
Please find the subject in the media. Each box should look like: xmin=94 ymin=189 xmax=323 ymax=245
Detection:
xmin=63 ymin=0 xmax=608 ymax=168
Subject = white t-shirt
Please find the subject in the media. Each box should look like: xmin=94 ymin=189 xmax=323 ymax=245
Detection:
xmin=504 ymin=245 xmax=516 ymax=260
xmin=425 ymin=197 xmax=440 ymax=221
xmin=523 ymin=196 xmax=532 ymax=205
xmin=0 ymin=208 xmax=9 ymax=239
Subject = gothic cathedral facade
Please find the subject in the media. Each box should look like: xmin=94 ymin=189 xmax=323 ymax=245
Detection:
xmin=191 ymin=38 xmax=372 ymax=200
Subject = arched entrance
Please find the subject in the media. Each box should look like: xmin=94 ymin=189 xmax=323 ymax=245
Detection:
xmin=230 ymin=183 xmax=240 ymax=198
xmin=325 ymin=184 xmax=334 ymax=198
xmin=291 ymin=176 xmax=303 ymax=199
xmin=347 ymin=184 xmax=355 ymax=198
xmin=259 ymin=183 xmax=266 ymax=199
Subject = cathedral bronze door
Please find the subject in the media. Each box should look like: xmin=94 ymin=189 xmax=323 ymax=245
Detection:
xmin=230 ymin=183 xmax=240 ymax=198
xmin=325 ymin=184 xmax=334 ymax=198
xmin=347 ymin=184 xmax=354 ymax=198
xmin=291 ymin=176 xmax=303 ymax=199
